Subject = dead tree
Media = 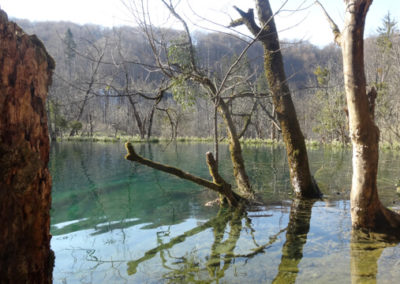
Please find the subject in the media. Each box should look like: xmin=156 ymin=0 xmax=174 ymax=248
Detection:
xmin=0 ymin=9 xmax=55 ymax=282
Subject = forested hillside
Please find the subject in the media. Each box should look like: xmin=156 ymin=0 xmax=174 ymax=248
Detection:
xmin=15 ymin=13 xmax=400 ymax=145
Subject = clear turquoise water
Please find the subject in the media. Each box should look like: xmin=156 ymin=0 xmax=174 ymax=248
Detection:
xmin=49 ymin=142 xmax=400 ymax=283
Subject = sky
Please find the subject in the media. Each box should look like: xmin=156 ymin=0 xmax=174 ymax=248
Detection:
xmin=0 ymin=0 xmax=399 ymax=47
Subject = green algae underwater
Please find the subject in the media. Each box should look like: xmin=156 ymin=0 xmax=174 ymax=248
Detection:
xmin=49 ymin=142 xmax=400 ymax=283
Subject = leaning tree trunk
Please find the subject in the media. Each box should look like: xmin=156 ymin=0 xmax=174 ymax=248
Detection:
xmin=0 ymin=9 xmax=55 ymax=283
xmin=199 ymin=77 xmax=253 ymax=197
xmin=218 ymin=100 xmax=253 ymax=197
xmin=320 ymin=0 xmax=400 ymax=233
xmin=231 ymin=0 xmax=320 ymax=198
xmin=128 ymin=96 xmax=146 ymax=139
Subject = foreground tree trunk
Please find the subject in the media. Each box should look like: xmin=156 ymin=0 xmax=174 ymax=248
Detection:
xmin=0 ymin=9 xmax=55 ymax=282
xmin=231 ymin=0 xmax=321 ymax=198
xmin=320 ymin=0 xmax=400 ymax=233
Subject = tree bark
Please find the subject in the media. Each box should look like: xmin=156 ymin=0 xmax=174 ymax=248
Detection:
xmin=231 ymin=0 xmax=321 ymax=198
xmin=0 ymin=9 xmax=55 ymax=283
xmin=321 ymin=0 xmax=400 ymax=233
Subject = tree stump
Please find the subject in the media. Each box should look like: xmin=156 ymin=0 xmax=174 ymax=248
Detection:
xmin=0 ymin=9 xmax=55 ymax=283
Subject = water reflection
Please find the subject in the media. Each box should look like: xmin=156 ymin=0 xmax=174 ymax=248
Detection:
xmin=350 ymin=230 xmax=399 ymax=284
xmin=273 ymin=199 xmax=315 ymax=284
xmin=126 ymin=206 xmax=288 ymax=282
xmin=125 ymin=198 xmax=319 ymax=283
xmin=50 ymin=142 xmax=400 ymax=283
xmin=124 ymin=198 xmax=399 ymax=284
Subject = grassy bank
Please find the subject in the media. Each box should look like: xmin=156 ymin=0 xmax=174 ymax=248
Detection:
xmin=56 ymin=135 xmax=400 ymax=150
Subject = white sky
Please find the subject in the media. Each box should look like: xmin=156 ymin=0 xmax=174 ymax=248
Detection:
xmin=0 ymin=0 xmax=399 ymax=47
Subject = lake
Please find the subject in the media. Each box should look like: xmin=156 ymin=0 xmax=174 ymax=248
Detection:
xmin=49 ymin=142 xmax=400 ymax=283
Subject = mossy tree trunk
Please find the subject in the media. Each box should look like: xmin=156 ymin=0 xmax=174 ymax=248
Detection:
xmin=218 ymin=100 xmax=252 ymax=197
xmin=320 ymin=0 xmax=400 ymax=233
xmin=0 ymin=9 xmax=55 ymax=283
xmin=231 ymin=0 xmax=321 ymax=198
xmin=196 ymin=76 xmax=253 ymax=196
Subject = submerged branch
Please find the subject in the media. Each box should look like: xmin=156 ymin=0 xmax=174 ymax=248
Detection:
xmin=124 ymin=142 xmax=244 ymax=206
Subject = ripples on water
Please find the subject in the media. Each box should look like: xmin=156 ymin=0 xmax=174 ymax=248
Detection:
xmin=49 ymin=142 xmax=400 ymax=283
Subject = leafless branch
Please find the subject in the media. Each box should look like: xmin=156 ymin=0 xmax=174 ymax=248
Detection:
xmin=314 ymin=1 xmax=342 ymax=45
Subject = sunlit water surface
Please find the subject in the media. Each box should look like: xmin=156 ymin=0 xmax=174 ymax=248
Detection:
xmin=50 ymin=142 xmax=400 ymax=283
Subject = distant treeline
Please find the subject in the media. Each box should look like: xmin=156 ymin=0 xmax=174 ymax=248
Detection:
xmin=15 ymin=13 xmax=400 ymax=145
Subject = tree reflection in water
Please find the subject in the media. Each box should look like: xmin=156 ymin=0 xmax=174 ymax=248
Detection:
xmin=350 ymin=230 xmax=399 ymax=284
xmin=50 ymin=143 xmax=400 ymax=282
xmin=272 ymin=199 xmax=315 ymax=284
xmin=127 ymin=206 xmax=289 ymax=281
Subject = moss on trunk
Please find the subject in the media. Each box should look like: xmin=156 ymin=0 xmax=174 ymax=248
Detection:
xmin=232 ymin=0 xmax=321 ymax=198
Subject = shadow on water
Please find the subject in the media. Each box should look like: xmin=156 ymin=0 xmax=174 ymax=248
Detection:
xmin=126 ymin=207 xmax=247 ymax=278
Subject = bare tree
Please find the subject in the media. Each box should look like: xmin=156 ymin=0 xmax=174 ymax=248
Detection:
xmin=121 ymin=0 xmax=277 ymax=197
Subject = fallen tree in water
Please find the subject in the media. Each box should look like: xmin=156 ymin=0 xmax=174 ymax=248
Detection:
xmin=124 ymin=142 xmax=252 ymax=207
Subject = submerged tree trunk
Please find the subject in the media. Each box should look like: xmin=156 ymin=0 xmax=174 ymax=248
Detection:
xmin=232 ymin=0 xmax=321 ymax=198
xmin=320 ymin=0 xmax=400 ymax=233
xmin=0 ymin=9 xmax=55 ymax=283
